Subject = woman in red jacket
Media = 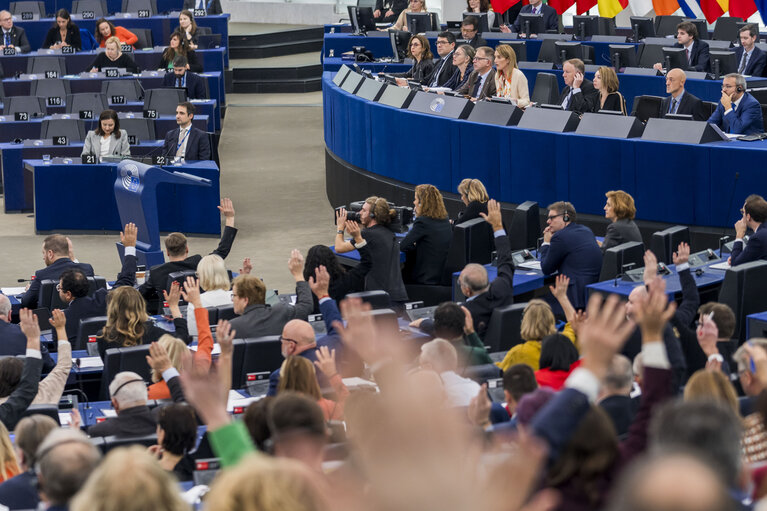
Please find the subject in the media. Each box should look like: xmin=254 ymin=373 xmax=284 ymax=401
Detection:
xmin=95 ymin=18 xmax=138 ymax=47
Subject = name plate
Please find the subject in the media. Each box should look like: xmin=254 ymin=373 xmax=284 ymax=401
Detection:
xmin=128 ymin=134 xmax=137 ymax=144
xmin=138 ymin=9 xmax=150 ymax=17
xmin=82 ymin=10 xmax=95 ymax=18
xmin=82 ymin=154 xmax=98 ymax=164
xmin=3 ymin=47 xmax=15 ymax=55
xmin=61 ymin=45 xmax=75 ymax=54
xmin=110 ymin=95 xmax=126 ymax=104
xmin=46 ymin=96 xmax=62 ymax=106
xmin=14 ymin=112 xmax=28 ymax=121
xmin=20 ymin=11 xmax=33 ymax=20
xmin=152 ymin=155 xmax=166 ymax=165
xmin=44 ymin=70 xmax=58 ymax=79
xmin=143 ymin=109 xmax=157 ymax=118
xmin=105 ymin=68 xmax=119 ymax=77
xmin=120 ymin=44 xmax=133 ymax=53
xmin=193 ymin=8 xmax=206 ymax=16
xmin=52 ymin=135 xmax=68 ymax=146
xmin=79 ymin=110 xmax=93 ymax=119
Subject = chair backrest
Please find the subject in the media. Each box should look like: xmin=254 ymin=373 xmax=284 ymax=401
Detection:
xmin=72 ymin=0 xmax=107 ymax=17
xmin=131 ymin=27 xmax=153 ymax=49
xmin=216 ymin=304 xmax=236 ymax=321
xmin=39 ymin=276 xmax=107 ymax=311
xmin=236 ymin=336 xmax=283 ymax=388
xmin=65 ymin=93 xmax=108 ymax=114
xmin=702 ymin=101 xmax=716 ymax=119
xmin=119 ymin=117 xmax=156 ymax=142
xmin=630 ymin=95 xmax=663 ymax=123
xmin=209 ymin=131 xmax=220 ymax=166
xmin=196 ymin=33 xmax=221 ymax=49
xmin=41 ymin=118 xmax=87 ymax=141
xmin=712 ymin=16 xmax=743 ymax=42
xmin=637 ymin=44 xmax=666 ymax=68
xmin=27 ymin=56 xmax=67 ymax=76
xmin=100 ymin=344 xmax=153 ymax=399
xmin=508 ymin=201 xmax=540 ymax=250
xmin=3 ymin=96 xmax=46 ymax=116
xmin=461 ymin=363 xmax=502 ymax=384
xmin=100 ymin=433 xmax=158 ymax=454
xmin=165 ymin=270 xmax=197 ymax=294
xmin=654 ymin=15 xmax=686 ymax=37
xmin=537 ymin=38 xmax=557 ymax=63
xmin=0 ymin=61 xmax=5 ymax=80
xmin=762 ymin=105 xmax=767 ymax=132
xmin=102 ymin=78 xmax=143 ymax=102
xmin=599 ymin=241 xmax=645 ymax=281
xmin=443 ymin=217 xmax=493 ymax=280
xmin=196 ymin=26 xmax=212 ymax=36
xmin=345 ymin=290 xmax=391 ymax=310
xmin=29 ymin=79 xmax=70 ymax=100
xmin=79 ymin=28 xmax=98 ymax=50
xmin=483 ymin=302 xmax=527 ymax=351
xmin=75 ymin=316 xmax=108 ymax=350
xmin=531 ymin=72 xmax=559 ymax=105
xmin=19 ymin=405 xmax=60 ymax=425
xmin=121 ymin=0 xmax=157 ymax=14
xmin=9 ymin=1 xmax=45 ymax=17
xmin=144 ymin=88 xmax=187 ymax=116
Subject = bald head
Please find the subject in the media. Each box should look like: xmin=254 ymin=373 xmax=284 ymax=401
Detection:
xmin=603 ymin=354 xmax=633 ymax=395
xmin=280 ymin=320 xmax=317 ymax=357
xmin=459 ymin=263 xmax=489 ymax=297
xmin=666 ymin=68 xmax=687 ymax=97
xmin=625 ymin=285 xmax=647 ymax=320
xmin=0 ymin=295 xmax=10 ymax=322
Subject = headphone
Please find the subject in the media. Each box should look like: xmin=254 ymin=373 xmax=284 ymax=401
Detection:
xmin=562 ymin=202 xmax=573 ymax=223
xmin=736 ymin=85 xmax=744 ymax=93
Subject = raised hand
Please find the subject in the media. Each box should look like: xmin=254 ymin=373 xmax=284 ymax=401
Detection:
xmin=162 ymin=281 xmax=182 ymax=318
xmin=313 ymin=345 xmax=338 ymax=378
xmin=179 ymin=351 xmax=229 ymax=431
xmin=642 ymin=250 xmax=658 ymax=285
xmin=672 ymin=242 xmax=690 ymax=266
xmin=577 ymin=294 xmax=635 ymax=380
xmin=49 ymin=308 xmax=67 ymax=330
xmin=145 ymin=341 xmax=172 ymax=374
xmin=181 ymin=276 xmax=202 ymax=308
xmin=462 ymin=305 xmax=475 ymax=335
xmin=335 ymin=298 xmax=380 ymax=365
xmin=548 ymin=274 xmax=570 ymax=301
xmin=479 ymin=199 xmax=503 ymax=231
xmin=308 ymin=265 xmax=330 ymax=298
xmin=696 ymin=312 xmax=719 ymax=357
xmin=633 ymin=278 xmax=676 ymax=341
xmin=239 ymin=257 xmax=252 ymax=275
xmin=218 ymin=198 xmax=235 ymax=227
xmin=467 ymin=383 xmax=491 ymax=427
xmin=288 ymin=249 xmax=305 ymax=280
xmin=120 ymin=222 xmax=138 ymax=248
xmin=336 ymin=208 xmax=348 ymax=232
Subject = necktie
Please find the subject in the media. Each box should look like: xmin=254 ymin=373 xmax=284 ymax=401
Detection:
xmin=4 ymin=32 xmax=9 ymax=46
xmin=431 ymin=57 xmax=447 ymax=87
xmin=176 ymin=128 xmax=187 ymax=157
xmin=564 ymin=89 xmax=573 ymax=109
xmin=670 ymin=98 xmax=677 ymax=114
xmin=686 ymin=48 xmax=690 ymax=63
xmin=472 ymin=75 xmax=482 ymax=97
xmin=739 ymin=51 xmax=748 ymax=74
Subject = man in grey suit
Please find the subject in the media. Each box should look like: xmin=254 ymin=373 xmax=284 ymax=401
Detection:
xmin=228 ymin=249 xmax=313 ymax=338
xmin=457 ymin=46 xmax=496 ymax=100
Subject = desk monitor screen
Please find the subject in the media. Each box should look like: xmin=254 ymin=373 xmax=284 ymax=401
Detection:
xmin=663 ymin=113 xmax=693 ymax=121
xmin=629 ymin=16 xmax=656 ymax=41
xmin=406 ymin=12 xmax=433 ymax=34
xmin=573 ymin=15 xmax=599 ymax=39
xmin=662 ymin=47 xmax=687 ymax=71
xmin=517 ymin=13 xmax=544 ymax=38
xmin=554 ymin=41 xmax=583 ymax=66
xmin=348 ymin=6 xmax=377 ymax=34
xmin=463 ymin=12 xmax=489 ymax=33
xmin=709 ymin=50 xmax=737 ymax=77
xmin=609 ymin=44 xmax=637 ymax=70
xmin=682 ymin=18 xmax=708 ymax=40
xmin=389 ymin=30 xmax=410 ymax=62
xmin=500 ymin=40 xmax=527 ymax=61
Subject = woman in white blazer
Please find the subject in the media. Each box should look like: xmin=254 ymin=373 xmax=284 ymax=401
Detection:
xmin=493 ymin=44 xmax=530 ymax=108
xmin=81 ymin=109 xmax=131 ymax=161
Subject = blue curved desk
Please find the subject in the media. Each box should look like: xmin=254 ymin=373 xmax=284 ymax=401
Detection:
xmin=323 ymin=71 xmax=767 ymax=230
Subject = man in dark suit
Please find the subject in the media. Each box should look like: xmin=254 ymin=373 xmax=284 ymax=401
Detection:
xmin=457 ymin=199 xmax=514 ymax=338
xmin=558 ymin=58 xmax=599 ymax=116
xmin=653 ymin=21 xmax=710 ymax=73
xmin=141 ymin=198 xmax=236 ymax=304
xmin=20 ymin=234 xmax=94 ymax=310
xmin=183 ymin=0 xmax=222 ymax=14
xmin=88 ymin=371 xmax=157 ymax=437
xmin=598 ymin=354 xmax=637 ymax=437
xmin=539 ymin=201 xmax=602 ymax=310
xmin=56 ymin=223 xmax=139 ymax=342
xmin=162 ymin=101 xmax=211 ymax=161
xmin=708 ymin=73 xmax=763 ymax=135
xmin=0 ymin=295 xmax=55 ymax=371
xmin=661 ymin=68 xmax=707 ymax=121
xmin=731 ymin=194 xmax=767 ymax=266
xmin=734 ymin=24 xmax=766 ymax=77
xmin=456 ymin=46 xmax=496 ymax=100
xmin=508 ymin=0 xmax=558 ymax=36
xmin=461 ymin=16 xmax=487 ymax=48
xmin=373 ymin=0 xmax=407 ymax=23
xmin=162 ymin=55 xmax=207 ymax=99
xmin=0 ymin=10 xmax=30 ymax=53
xmin=426 ymin=31 xmax=457 ymax=88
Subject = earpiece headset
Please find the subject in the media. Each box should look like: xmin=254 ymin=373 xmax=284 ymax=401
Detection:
xmin=736 ymin=85 xmax=744 ymax=93
xmin=562 ymin=202 xmax=573 ymax=223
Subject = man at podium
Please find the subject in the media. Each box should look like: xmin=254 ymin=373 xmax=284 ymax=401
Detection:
xmin=163 ymin=102 xmax=211 ymax=161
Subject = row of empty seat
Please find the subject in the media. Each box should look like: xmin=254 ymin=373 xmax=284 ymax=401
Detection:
xmin=3 ymin=88 xmax=188 ymax=116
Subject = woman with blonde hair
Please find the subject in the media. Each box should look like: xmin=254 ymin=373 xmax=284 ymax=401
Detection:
xmin=683 ymin=369 xmax=740 ymax=418
xmin=456 ymin=177 xmax=489 ymax=224
xmin=186 ymin=254 xmax=232 ymax=337
xmin=494 ymin=44 xmax=530 ymax=107
xmin=97 ymin=285 xmax=188 ymax=359
xmin=591 ymin=66 xmax=626 ymax=114
xmin=70 ymin=446 xmax=189 ymax=511
xmin=0 ymin=422 xmax=19 ymax=482
xmin=279 ymin=347 xmax=349 ymax=420
xmin=601 ymin=189 xmax=642 ymax=252
xmin=497 ymin=299 xmax=577 ymax=371
xmin=400 ymin=184 xmax=452 ymax=285
xmin=391 ymin=0 xmax=428 ymax=31
xmin=204 ymin=454 xmax=330 ymax=511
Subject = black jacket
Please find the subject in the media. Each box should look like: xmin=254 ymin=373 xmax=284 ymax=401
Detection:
xmin=0 ymin=321 xmax=55 ymax=373
xmin=557 ymin=79 xmax=599 ymax=115
xmin=660 ymin=90 xmax=708 ymax=121
xmin=162 ymin=70 xmax=207 ymax=99
xmin=97 ymin=318 xmax=189 ymax=360
xmin=599 ymin=394 xmax=638 ymax=438
xmin=0 ymin=26 xmax=30 ymax=53
xmin=426 ymin=52 xmax=457 ymax=88
xmin=88 ymin=52 xmax=140 ymax=74
xmin=392 ymin=58 xmax=435 ymax=85
xmin=400 ymin=216 xmax=453 ymax=285
xmin=141 ymin=225 xmax=237 ymax=303
xmin=21 ymin=258 xmax=95 ymax=309
xmin=464 ymin=233 xmax=515 ymax=338
xmin=87 ymin=404 xmax=157 ymax=437
xmin=311 ymin=243 xmax=372 ymax=314
xmin=673 ymin=39 xmax=710 ymax=73
xmin=456 ymin=200 xmax=487 ymax=225
xmin=43 ymin=24 xmax=82 ymax=50
xmin=601 ymin=218 xmax=642 ymax=253
xmin=361 ymin=225 xmax=408 ymax=303
xmin=590 ymin=91 xmax=626 ymax=114
xmin=162 ymin=126 xmax=211 ymax=161
xmin=0 ymin=355 xmax=42 ymax=429
xmin=158 ymin=50 xmax=202 ymax=73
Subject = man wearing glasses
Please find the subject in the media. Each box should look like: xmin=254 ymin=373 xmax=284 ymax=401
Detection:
xmin=426 ymin=31 xmax=457 ymax=88
xmin=460 ymin=16 xmax=487 ymax=48
xmin=539 ymin=201 xmax=602 ymax=310
xmin=0 ymin=10 xmax=30 ymax=53
xmin=456 ymin=46 xmax=496 ymax=100
xmin=730 ymin=194 xmax=767 ymax=267
xmin=707 ymin=73 xmax=763 ymax=135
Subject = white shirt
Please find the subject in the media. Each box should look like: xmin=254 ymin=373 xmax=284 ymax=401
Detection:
xmin=99 ymin=135 xmax=111 ymax=158
xmin=440 ymin=371 xmax=480 ymax=407
xmin=175 ymin=125 xmax=191 ymax=158
xmin=186 ymin=289 xmax=233 ymax=336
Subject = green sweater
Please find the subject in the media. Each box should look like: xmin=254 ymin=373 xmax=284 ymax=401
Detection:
xmin=208 ymin=421 xmax=256 ymax=468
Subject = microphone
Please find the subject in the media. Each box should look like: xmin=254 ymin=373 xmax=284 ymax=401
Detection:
xmin=17 ymin=278 xmax=32 ymax=282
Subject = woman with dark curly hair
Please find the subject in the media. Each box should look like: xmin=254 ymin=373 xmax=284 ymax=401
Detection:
xmin=400 ymin=184 xmax=452 ymax=285
xmin=149 ymin=403 xmax=198 ymax=481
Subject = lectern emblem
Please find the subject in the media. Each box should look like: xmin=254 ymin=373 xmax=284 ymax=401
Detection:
xmin=121 ymin=164 xmax=140 ymax=192
xmin=429 ymin=97 xmax=445 ymax=113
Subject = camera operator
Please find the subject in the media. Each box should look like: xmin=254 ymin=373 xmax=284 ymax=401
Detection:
xmin=335 ymin=197 xmax=408 ymax=306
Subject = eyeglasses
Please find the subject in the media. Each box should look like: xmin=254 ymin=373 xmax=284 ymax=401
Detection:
xmin=547 ymin=213 xmax=564 ymax=221
xmin=279 ymin=335 xmax=298 ymax=345
xmin=435 ymin=40 xmax=449 ymax=45
xmin=473 ymin=56 xmax=489 ymax=61
xmin=722 ymin=84 xmax=736 ymax=90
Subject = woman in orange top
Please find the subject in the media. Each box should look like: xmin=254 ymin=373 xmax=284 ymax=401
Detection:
xmin=0 ymin=422 xmax=19 ymax=482
xmin=278 ymin=347 xmax=349 ymax=421
xmin=147 ymin=277 xmax=214 ymax=400
xmin=95 ymin=18 xmax=138 ymax=48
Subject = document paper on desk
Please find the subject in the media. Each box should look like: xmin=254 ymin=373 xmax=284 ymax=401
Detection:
xmin=1 ymin=287 xmax=26 ymax=296
xmin=78 ymin=357 xmax=104 ymax=368
xmin=189 ymin=343 xmax=221 ymax=355
xmin=709 ymin=261 xmax=731 ymax=271
xmin=517 ymin=261 xmax=542 ymax=271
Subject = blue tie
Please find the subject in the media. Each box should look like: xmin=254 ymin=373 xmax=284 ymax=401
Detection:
xmin=4 ymin=33 xmax=9 ymax=46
